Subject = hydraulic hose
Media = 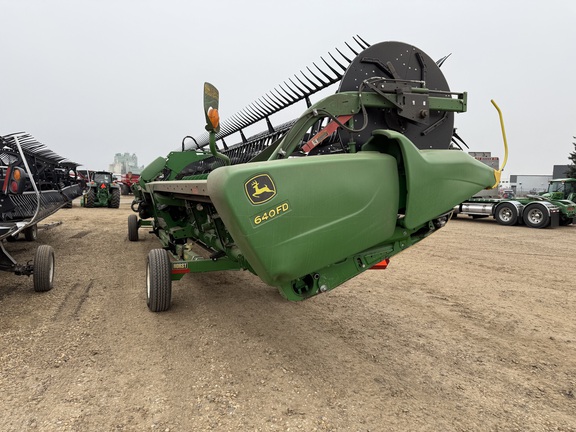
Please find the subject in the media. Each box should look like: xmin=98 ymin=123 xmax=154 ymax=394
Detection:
xmin=490 ymin=99 xmax=509 ymax=188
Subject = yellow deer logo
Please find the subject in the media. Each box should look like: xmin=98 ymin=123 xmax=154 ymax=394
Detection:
xmin=251 ymin=180 xmax=274 ymax=197
xmin=245 ymin=174 xmax=276 ymax=205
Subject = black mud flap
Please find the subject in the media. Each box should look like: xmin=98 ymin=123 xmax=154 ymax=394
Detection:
xmin=550 ymin=210 xmax=560 ymax=228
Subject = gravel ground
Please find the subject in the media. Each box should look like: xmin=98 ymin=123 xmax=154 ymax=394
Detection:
xmin=1 ymin=197 xmax=575 ymax=431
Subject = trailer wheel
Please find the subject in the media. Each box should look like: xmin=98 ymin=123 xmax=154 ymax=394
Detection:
xmin=24 ymin=224 xmax=38 ymax=241
xmin=560 ymin=216 xmax=574 ymax=226
xmin=128 ymin=214 xmax=139 ymax=241
xmin=494 ymin=203 xmax=518 ymax=226
xmin=33 ymin=245 xmax=55 ymax=292
xmin=146 ymin=249 xmax=172 ymax=312
xmin=523 ymin=203 xmax=549 ymax=228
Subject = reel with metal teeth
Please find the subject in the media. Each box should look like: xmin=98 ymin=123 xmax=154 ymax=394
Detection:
xmin=337 ymin=41 xmax=455 ymax=151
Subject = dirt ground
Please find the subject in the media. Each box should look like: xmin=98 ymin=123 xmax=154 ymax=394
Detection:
xmin=0 ymin=197 xmax=575 ymax=431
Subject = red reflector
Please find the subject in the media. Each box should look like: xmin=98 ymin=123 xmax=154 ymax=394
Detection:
xmin=371 ymin=259 xmax=390 ymax=270
xmin=100 ymin=184 xmax=106 ymax=189
xmin=10 ymin=181 xmax=18 ymax=193
xmin=171 ymin=268 xmax=190 ymax=274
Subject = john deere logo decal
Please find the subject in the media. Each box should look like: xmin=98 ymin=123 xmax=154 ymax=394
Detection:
xmin=245 ymin=174 xmax=276 ymax=205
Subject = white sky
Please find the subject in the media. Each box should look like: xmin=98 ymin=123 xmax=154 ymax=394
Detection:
xmin=1 ymin=0 xmax=575 ymax=177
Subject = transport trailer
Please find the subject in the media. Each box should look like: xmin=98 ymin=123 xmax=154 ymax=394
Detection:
xmin=453 ymin=179 xmax=576 ymax=228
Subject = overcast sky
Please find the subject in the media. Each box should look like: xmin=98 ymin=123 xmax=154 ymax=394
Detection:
xmin=1 ymin=0 xmax=575 ymax=178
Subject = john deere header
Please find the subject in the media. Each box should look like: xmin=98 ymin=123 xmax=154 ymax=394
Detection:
xmin=128 ymin=38 xmax=499 ymax=312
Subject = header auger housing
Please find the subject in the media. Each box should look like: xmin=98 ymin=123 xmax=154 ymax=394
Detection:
xmin=129 ymin=39 xmax=499 ymax=312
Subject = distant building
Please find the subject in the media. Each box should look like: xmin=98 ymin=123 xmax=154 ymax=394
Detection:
xmin=108 ymin=153 xmax=143 ymax=174
xmin=509 ymin=174 xmax=551 ymax=196
xmin=553 ymin=165 xmax=571 ymax=178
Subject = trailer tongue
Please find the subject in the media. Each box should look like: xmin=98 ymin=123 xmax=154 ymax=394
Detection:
xmin=129 ymin=39 xmax=500 ymax=311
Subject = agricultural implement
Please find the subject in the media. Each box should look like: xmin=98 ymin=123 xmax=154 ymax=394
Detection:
xmin=120 ymin=172 xmax=139 ymax=195
xmin=82 ymin=171 xmax=121 ymax=208
xmin=129 ymin=38 xmax=501 ymax=312
xmin=0 ymin=132 xmax=82 ymax=291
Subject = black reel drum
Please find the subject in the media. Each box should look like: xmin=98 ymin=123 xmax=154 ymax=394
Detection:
xmin=337 ymin=41 xmax=455 ymax=150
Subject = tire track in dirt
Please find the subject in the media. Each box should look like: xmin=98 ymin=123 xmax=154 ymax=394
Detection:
xmin=52 ymin=279 xmax=94 ymax=321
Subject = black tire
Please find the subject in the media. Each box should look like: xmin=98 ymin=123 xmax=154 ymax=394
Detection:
xmin=560 ymin=216 xmax=574 ymax=226
xmin=522 ymin=203 xmax=550 ymax=228
xmin=121 ymin=184 xmax=130 ymax=195
xmin=128 ymin=214 xmax=139 ymax=241
xmin=85 ymin=189 xmax=96 ymax=208
xmin=24 ymin=224 xmax=38 ymax=241
xmin=109 ymin=188 xmax=121 ymax=208
xmin=6 ymin=233 xmax=18 ymax=242
xmin=146 ymin=249 xmax=172 ymax=312
xmin=33 ymin=245 xmax=55 ymax=292
xmin=494 ymin=202 xmax=518 ymax=226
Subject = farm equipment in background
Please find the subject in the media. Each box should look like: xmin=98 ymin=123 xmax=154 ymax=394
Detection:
xmin=128 ymin=38 xmax=501 ymax=312
xmin=82 ymin=171 xmax=121 ymax=208
xmin=454 ymin=168 xmax=576 ymax=228
xmin=119 ymin=172 xmax=139 ymax=195
xmin=0 ymin=132 xmax=82 ymax=291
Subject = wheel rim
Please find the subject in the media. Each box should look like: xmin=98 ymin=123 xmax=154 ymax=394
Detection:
xmin=48 ymin=255 xmax=54 ymax=284
xmin=499 ymin=208 xmax=513 ymax=222
xmin=527 ymin=208 xmax=543 ymax=225
xmin=146 ymin=264 xmax=151 ymax=302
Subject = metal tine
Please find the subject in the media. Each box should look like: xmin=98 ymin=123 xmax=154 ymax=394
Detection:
xmin=288 ymin=77 xmax=308 ymax=95
xmin=277 ymin=84 xmax=298 ymax=102
xmin=354 ymin=35 xmax=370 ymax=49
xmin=301 ymin=69 xmax=323 ymax=90
xmin=244 ymin=103 xmax=261 ymax=118
xmin=219 ymin=118 xmax=238 ymax=135
xmin=436 ymin=53 xmax=451 ymax=68
xmin=253 ymin=100 xmax=272 ymax=116
xmin=272 ymin=88 xmax=291 ymax=105
xmin=242 ymin=109 xmax=261 ymax=123
xmin=294 ymin=73 xmax=315 ymax=93
xmin=233 ymin=111 xmax=246 ymax=127
xmin=281 ymin=81 xmax=302 ymax=99
xmin=312 ymin=63 xmax=338 ymax=83
xmin=221 ymin=118 xmax=238 ymax=133
xmin=222 ymin=116 xmax=238 ymax=131
xmin=236 ymin=111 xmax=254 ymax=124
xmin=317 ymin=59 xmax=340 ymax=80
xmin=258 ymin=97 xmax=277 ymax=112
xmin=262 ymin=94 xmax=282 ymax=110
xmin=269 ymin=89 xmax=288 ymax=106
xmin=232 ymin=112 xmax=250 ymax=126
xmin=249 ymin=102 xmax=268 ymax=117
xmin=245 ymin=106 xmax=262 ymax=121
xmin=345 ymin=41 xmax=359 ymax=56
xmin=263 ymin=91 xmax=283 ymax=108
xmin=239 ymin=107 xmax=258 ymax=122
xmin=229 ymin=114 xmax=244 ymax=127
xmin=328 ymin=52 xmax=348 ymax=72
xmin=190 ymin=37 xmax=372 ymax=149
xmin=261 ymin=98 xmax=276 ymax=114
xmin=335 ymin=47 xmax=352 ymax=64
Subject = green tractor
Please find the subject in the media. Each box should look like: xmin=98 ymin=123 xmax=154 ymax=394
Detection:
xmin=539 ymin=178 xmax=576 ymax=225
xmin=128 ymin=39 xmax=502 ymax=312
xmin=83 ymin=171 xmax=121 ymax=208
